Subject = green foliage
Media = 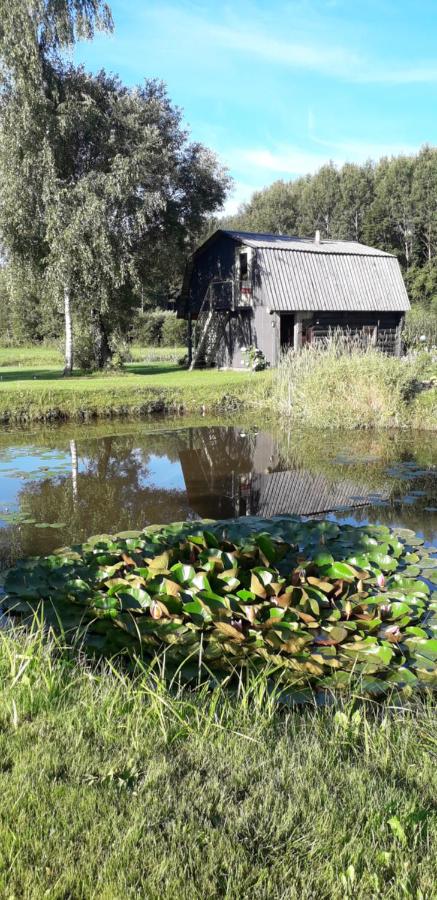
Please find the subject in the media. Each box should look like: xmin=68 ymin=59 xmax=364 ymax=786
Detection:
xmin=273 ymin=338 xmax=437 ymax=428
xmin=0 ymin=4 xmax=230 ymax=365
xmin=403 ymin=304 xmax=437 ymax=350
xmin=404 ymin=261 xmax=437 ymax=308
xmin=132 ymin=312 xmax=187 ymax=347
xmin=242 ymin=346 xmax=269 ymax=371
xmin=2 ymin=517 xmax=436 ymax=699
xmin=161 ymin=313 xmax=187 ymax=347
xmin=224 ymin=146 xmax=437 ymax=292
xmin=132 ymin=312 xmax=166 ymax=346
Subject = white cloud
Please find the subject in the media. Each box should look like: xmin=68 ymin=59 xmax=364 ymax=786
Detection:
xmin=144 ymin=4 xmax=437 ymax=86
xmin=309 ymin=135 xmax=419 ymax=162
xmin=227 ymin=136 xmax=419 ymax=183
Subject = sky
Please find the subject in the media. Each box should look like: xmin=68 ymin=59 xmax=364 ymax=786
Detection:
xmin=74 ymin=0 xmax=437 ymax=214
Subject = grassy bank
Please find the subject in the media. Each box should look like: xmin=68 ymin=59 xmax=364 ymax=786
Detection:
xmin=0 ymin=623 xmax=435 ymax=899
xmin=0 ymin=342 xmax=436 ymax=427
xmin=0 ymin=357 xmax=267 ymax=423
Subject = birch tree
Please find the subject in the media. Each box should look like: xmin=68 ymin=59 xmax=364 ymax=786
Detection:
xmin=0 ymin=0 xmax=112 ymax=373
xmin=0 ymin=3 xmax=229 ymax=371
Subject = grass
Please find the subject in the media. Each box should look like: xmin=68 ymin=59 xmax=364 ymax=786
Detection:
xmin=0 ymin=349 xmax=268 ymax=423
xmin=0 ymin=340 xmax=436 ymax=427
xmin=0 ymin=622 xmax=435 ymax=899
xmin=273 ymin=340 xmax=437 ymax=430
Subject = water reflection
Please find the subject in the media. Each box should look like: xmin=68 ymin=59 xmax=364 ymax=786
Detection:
xmin=0 ymin=420 xmax=435 ymax=567
xmin=180 ymin=429 xmax=391 ymax=518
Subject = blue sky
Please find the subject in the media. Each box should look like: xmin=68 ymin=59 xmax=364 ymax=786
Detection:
xmin=75 ymin=0 xmax=437 ymax=213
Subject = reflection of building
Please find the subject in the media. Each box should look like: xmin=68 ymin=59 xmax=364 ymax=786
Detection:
xmin=179 ymin=427 xmax=389 ymax=520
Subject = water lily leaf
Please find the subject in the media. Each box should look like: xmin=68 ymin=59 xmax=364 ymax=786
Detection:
xmin=421 ymin=570 xmax=437 ymax=584
xmin=250 ymin=573 xmax=267 ymax=598
xmin=147 ymin=551 xmax=170 ymax=572
xmin=214 ymin=622 xmax=245 ymax=642
xmin=313 ymin=551 xmax=334 ymax=568
xmin=115 ymin=588 xmax=151 ymax=610
xmin=255 ymin=533 xmax=277 ymax=564
xmin=170 ymin=563 xmax=196 ymax=585
xmin=387 ymin=602 xmax=411 ymax=620
xmin=307 ymin=577 xmax=334 ymax=593
xmin=320 ymin=562 xmax=359 ymax=581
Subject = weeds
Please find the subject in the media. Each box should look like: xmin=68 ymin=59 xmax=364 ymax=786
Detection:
xmin=273 ymin=335 xmax=436 ymax=428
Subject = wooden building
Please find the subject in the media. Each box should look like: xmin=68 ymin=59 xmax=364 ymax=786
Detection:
xmin=178 ymin=229 xmax=410 ymax=368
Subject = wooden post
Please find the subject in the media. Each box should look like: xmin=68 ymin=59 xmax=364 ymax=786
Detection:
xmin=293 ymin=315 xmax=303 ymax=351
xmin=395 ymin=316 xmax=404 ymax=357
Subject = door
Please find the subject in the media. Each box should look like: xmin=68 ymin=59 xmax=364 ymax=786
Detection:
xmin=280 ymin=314 xmax=295 ymax=349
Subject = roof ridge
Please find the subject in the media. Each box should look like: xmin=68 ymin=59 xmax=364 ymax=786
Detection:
xmin=221 ymin=228 xmax=394 ymax=256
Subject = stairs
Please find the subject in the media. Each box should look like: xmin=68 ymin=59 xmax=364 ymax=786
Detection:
xmin=189 ymin=281 xmax=232 ymax=370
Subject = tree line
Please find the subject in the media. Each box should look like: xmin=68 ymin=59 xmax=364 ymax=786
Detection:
xmin=218 ymin=151 xmax=437 ymax=311
xmin=0 ymin=0 xmax=229 ymax=370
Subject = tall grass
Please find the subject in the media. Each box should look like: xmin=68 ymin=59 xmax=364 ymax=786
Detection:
xmin=273 ymin=335 xmax=436 ymax=428
xmin=0 ymin=621 xmax=435 ymax=897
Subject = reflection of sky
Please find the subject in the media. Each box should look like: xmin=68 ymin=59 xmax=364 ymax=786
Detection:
xmin=139 ymin=454 xmax=185 ymax=492
xmin=0 ymin=449 xmax=70 ymax=511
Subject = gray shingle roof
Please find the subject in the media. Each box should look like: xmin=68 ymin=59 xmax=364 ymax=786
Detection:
xmin=224 ymin=230 xmax=394 ymax=257
xmin=251 ymin=470 xmax=389 ymax=517
xmin=256 ymin=246 xmax=410 ymax=312
xmin=218 ymin=230 xmax=409 ymax=313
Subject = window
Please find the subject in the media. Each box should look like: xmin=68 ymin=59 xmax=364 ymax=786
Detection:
xmin=239 ymin=252 xmax=249 ymax=282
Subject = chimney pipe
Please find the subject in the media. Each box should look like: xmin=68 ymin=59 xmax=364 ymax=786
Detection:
xmin=315 ymin=229 xmax=321 ymax=244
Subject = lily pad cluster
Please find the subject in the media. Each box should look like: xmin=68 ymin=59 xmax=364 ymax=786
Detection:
xmin=1 ymin=517 xmax=436 ymax=697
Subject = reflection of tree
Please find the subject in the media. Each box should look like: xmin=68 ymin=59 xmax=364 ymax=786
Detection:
xmin=70 ymin=439 xmax=78 ymax=506
xmin=1 ymin=422 xmax=435 ymax=568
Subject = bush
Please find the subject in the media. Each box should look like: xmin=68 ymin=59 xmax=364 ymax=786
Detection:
xmin=161 ymin=313 xmax=187 ymax=347
xmin=131 ymin=311 xmax=186 ymax=347
xmin=132 ymin=311 xmax=166 ymax=346
xmin=73 ymin=327 xmax=97 ymax=371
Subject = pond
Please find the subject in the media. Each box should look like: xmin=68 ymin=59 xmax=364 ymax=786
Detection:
xmin=0 ymin=417 xmax=436 ymax=570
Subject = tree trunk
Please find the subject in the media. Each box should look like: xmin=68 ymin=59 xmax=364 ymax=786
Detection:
xmin=63 ymin=287 xmax=73 ymax=375
xmin=91 ymin=308 xmax=111 ymax=369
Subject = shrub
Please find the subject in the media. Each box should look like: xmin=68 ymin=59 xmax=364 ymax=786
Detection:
xmin=131 ymin=311 xmax=186 ymax=347
xmin=108 ymin=334 xmax=132 ymax=370
xmin=133 ymin=312 xmax=166 ymax=346
xmin=161 ymin=313 xmax=187 ymax=347
xmin=73 ymin=327 xmax=97 ymax=371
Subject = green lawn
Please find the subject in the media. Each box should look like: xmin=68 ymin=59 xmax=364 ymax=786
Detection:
xmin=0 ymin=347 xmax=268 ymax=423
xmin=0 ymin=624 xmax=435 ymax=899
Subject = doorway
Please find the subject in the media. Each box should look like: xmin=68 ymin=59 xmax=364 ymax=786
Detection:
xmin=280 ymin=314 xmax=295 ymax=350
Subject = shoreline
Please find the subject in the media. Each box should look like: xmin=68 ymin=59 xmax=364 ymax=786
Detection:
xmin=0 ymin=389 xmax=435 ymax=429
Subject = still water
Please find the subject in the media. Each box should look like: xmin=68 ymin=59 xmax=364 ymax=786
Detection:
xmin=0 ymin=417 xmax=436 ymax=568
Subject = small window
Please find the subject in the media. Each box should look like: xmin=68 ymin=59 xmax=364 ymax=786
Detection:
xmin=239 ymin=252 xmax=249 ymax=281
